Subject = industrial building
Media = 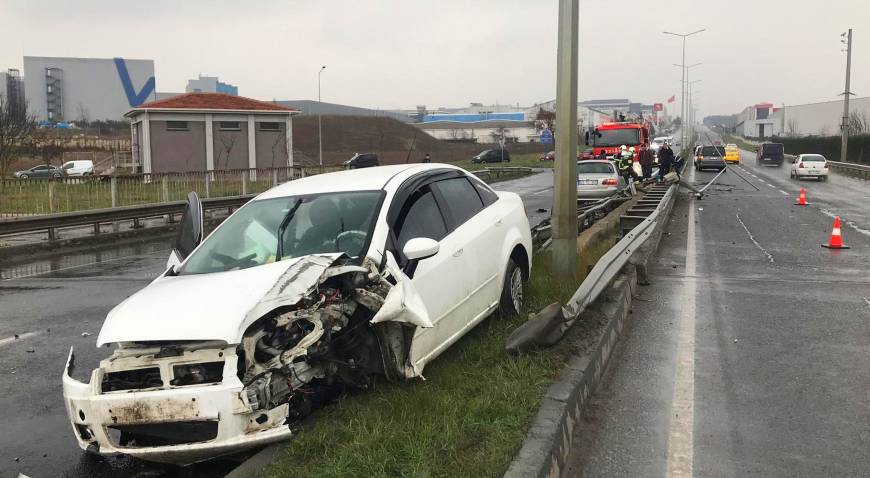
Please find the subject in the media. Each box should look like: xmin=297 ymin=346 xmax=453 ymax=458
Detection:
xmin=733 ymin=103 xmax=781 ymax=138
xmin=724 ymin=97 xmax=870 ymax=138
xmin=125 ymin=93 xmax=298 ymax=174
xmin=186 ymin=75 xmax=238 ymax=95
xmin=0 ymin=69 xmax=25 ymax=114
xmin=23 ymin=56 xmax=156 ymax=122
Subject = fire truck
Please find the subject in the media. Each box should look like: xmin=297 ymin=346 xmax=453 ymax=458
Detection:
xmin=584 ymin=121 xmax=653 ymax=160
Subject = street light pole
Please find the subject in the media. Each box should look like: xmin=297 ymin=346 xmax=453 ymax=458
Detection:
xmin=664 ymin=29 xmax=704 ymax=149
xmin=840 ymin=29 xmax=853 ymax=163
xmin=673 ymin=62 xmax=700 ymax=143
xmin=551 ymin=0 xmax=579 ymax=279
xmin=318 ymin=65 xmax=326 ymax=168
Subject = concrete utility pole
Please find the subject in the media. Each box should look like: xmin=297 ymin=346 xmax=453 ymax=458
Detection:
xmin=318 ymin=65 xmax=326 ymax=168
xmin=840 ymin=29 xmax=853 ymax=163
xmin=551 ymin=0 xmax=579 ymax=279
xmin=664 ymin=29 xmax=704 ymax=148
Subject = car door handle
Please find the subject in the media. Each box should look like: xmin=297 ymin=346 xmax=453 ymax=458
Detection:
xmin=453 ymin=248 xmax=464 ymax=257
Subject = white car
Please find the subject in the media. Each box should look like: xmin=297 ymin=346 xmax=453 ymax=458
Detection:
xmin=576 ymin=160 xmax=625 ymax=199
xmin=790 ymin=154 xmax=829 ymax=180
xmin=61 ymin=160 xmax=95 ymax=176
xmin=62 ymin=164 xmax=532 ymax=465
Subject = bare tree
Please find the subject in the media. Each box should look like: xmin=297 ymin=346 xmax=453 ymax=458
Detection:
xmin=848 ymin=110 xmax=869 ymax=135
xmin=269 ymin=130 xmax=285 ymax=168
xmin=0 ymin=95 xmax=36 ymax=177
xmin=215 ymin=133 xmax=237 ymax=170
xmin=536 ymin=108 xmax=556 ymax=133
xmin=787 ymin=119 xmax=800 ymax=136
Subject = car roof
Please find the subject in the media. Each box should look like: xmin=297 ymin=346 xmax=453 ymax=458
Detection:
xmin=254 ymin=163 xmax=463 ymax=200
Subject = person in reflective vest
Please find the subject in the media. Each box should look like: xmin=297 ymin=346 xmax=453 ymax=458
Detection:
xmin=617 ymin=145 xmax=636 ymax=182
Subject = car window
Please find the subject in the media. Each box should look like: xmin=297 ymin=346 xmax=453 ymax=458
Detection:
xmin=179 ymin=191 xmax=382 ymax=275
xmin=393 ymin=186 xmax=448 ymax=250
xmin=434 ymin=177 xmax=484 ymax=229
xmin=577 ymin=162 xmax=614 ymax=174
xmin=34 ymin=165 xmax=50 ymax=171
xmin=62 ymin=162 xmax=74 ymax=169
xmin=469 ymin=177 xmax=499 ymax=206
xmin=801 ymin=155 xmax=825 ymax=162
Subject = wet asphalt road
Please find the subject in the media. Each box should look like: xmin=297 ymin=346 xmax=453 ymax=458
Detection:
xmin=566 ymin=131 xmax=870 ymax=476
xmin=0 ymin=171 xmax=554 ymax=478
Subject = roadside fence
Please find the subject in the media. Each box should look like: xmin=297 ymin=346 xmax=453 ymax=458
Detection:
xmin=0 ymin=165 xmax=342 ymax=218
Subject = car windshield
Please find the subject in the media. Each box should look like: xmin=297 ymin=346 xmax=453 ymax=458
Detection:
xmin=802 ymin=155 xmax=825 ymax=162
xmin=577 ymin=162 xmax=614 ymax=174
xmin=179 ymin=190 xmax=383 ymax=275
xmin=592 ymin=129 xmax=641 ymax=147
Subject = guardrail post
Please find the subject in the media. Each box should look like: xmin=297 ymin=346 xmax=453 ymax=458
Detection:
xmin=111 ymin=177 xmax=119 ymax=233
xmin=205 ymin=171 xmax=211 ymax=198
xmin=48 ymin=180 xmax=55 ymax=214
xmin=241 ymin=171 xmax=248 ymax=196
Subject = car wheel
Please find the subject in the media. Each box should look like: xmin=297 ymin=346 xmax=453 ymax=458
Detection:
xmin=499 ymin=259 xmax=523 ymax=316
xmin=19 ymin=173 xmax=29 ymax=180
xmin=820 ymin=176 xmax=827 ymax=181
xmin=52 ymin=172 xmax=62 ymax=178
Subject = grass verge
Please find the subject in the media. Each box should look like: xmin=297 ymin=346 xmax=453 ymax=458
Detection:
xmin=459 ymin=152 xmax=554 ymax=172
xmin=720 ymin=132 xmax=757 ymax=152
xmin=264 ymin=238 xmax=617 ymax=478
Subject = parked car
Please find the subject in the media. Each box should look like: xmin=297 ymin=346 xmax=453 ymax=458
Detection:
xmin=576 ymin=160 xmax=625 ymax=198
xmin=790 ymin=154 xmax=829 ymax=180
xmin=471 ymin=149 xmax=510 ymax=163
xmin=756 ymin=142 xmax=784 ymax=166
xmin=344 ymin=153 xmax=379 ymax=169
xmin=724 ymin=144 xmax=740 ymax=164
xmin=540 ymin=151 xmax=555 ymax=161
xmin=62 ymin=164 xmax=532 ymax=465
xmin=61 ymin=160 xmax=95 ymax=176
xmin=694 ymin=145 xmax=726 ymax=171
xmin=578 ymin=148 xmax=596 ymax=161
xmin=13 ymin=164 xmax=65 ymax=179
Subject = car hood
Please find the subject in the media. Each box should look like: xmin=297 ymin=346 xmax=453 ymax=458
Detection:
xmin=97 ymin=253 xmax=344 ymax=346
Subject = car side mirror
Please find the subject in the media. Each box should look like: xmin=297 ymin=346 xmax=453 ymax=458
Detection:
xmin=168 ymin=192 xmax=203 ymax=269
xmin=403 ymin=237 xmax=440 ymax=261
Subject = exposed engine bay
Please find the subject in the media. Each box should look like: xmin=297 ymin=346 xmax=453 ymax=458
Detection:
xmin=62 ymin=254 xmax=431 ymax=464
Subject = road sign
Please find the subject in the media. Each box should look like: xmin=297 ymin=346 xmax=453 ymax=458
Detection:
xmin=541 ymin=129 xmax=554 ymax=144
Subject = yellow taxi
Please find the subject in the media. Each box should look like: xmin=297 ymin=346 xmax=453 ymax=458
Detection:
xmin=724 ymin=143 xmax=740 ymax=163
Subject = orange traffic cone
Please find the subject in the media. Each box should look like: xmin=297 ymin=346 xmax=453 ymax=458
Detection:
xmin=795 ymin=188 xmax=808 ymax=206
xmin=821 ymin=216 xmax=850 ymax=249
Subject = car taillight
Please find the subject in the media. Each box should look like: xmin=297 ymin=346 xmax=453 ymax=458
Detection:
xmin=602 ymin=178 xmax=618 ymax=186
xmin=824 ymin=162 xmax=829 ymax=168
xmin=799 ymin=162 xmax=804 ymax=168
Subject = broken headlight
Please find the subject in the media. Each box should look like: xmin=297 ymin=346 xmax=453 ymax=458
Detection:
xmin=170 ymin=362 xmax=224 ymax=387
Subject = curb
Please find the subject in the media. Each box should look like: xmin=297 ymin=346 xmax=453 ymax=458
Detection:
xmin=503 ymin=186 xmax=678 ymax=478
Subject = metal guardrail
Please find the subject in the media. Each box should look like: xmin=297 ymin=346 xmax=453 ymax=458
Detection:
xmin=561 ymin=183 xmax=675 ymax=322
xmin=0 ymin=195 xmax=254 ymax=239
xmin=471 ymin=166 xmax=534 ymax=181
xmin=530 ymin=195 xmax=631 ymax=251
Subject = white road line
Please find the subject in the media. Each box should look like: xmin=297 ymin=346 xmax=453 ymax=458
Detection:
xmin=0 ymin=330 xmax=44 ymax=348
xmin=819 ymin=208 xmax=870 ymax=238
xmin=779 ymin=190 xmax=789 ymax=196
xmin=666 ymin=166 xmax=697 ymax=478
xmin=736 ymin=213 xmax=775 ymax=263
xmin=767 ymin=183 xmax=777 ymax=189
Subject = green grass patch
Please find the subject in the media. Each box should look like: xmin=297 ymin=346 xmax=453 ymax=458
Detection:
xmin=719 ymin=132 xmax=757 ymax=152
xmin=459 ymin=152 xmax=553 ymax=172
xmin=264 ymin=244 xmax=615 ymax=478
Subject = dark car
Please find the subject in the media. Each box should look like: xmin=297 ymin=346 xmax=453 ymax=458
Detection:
xmin=695 ymin=145 xmax=726 ymax=172
xmin=13 ymin=164 xmax=65 ymax=179
xmin=756 ymin=142 xmax=784 ymax=166
xmin=344 ymin=153 xmax=379 ymax=169
xmin=471 ymin=149 xmax=510 ymax=164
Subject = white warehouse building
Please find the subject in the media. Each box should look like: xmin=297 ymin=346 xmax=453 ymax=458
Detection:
xmin=23 ymin=56 xmax=156 ymax=122
xmin=781 ymin=96 xmax=870 ymax=137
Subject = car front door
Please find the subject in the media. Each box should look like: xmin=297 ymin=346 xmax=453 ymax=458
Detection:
xmin=388 ymin=184 xmax=469 ymax=369
xmin=32 ymin=165 xmax=50 ymax=178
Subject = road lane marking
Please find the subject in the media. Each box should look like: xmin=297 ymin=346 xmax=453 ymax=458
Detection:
xmin=767 ymin=183 xmax=777 ymax=189
xmin=819 ymin=209 xmax=870 ymax=237
xmin=0 ymin=330 xmax=44 ymax=348
xmin=736 ymin=213 xmax=775 ymax=263
xmin=666 ymin=166 xmax=697 ymax=478
xmin=779 ymin=190 xmax=789 ymax=195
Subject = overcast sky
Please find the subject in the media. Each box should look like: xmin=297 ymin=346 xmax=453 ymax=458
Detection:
xmin=2 ymin=0 xmax=868 ymax=118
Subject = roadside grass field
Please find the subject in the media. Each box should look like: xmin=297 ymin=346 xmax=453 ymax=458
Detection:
xmin=266 ymin=240 xmax=616 ymax=478
xmin=458 ymin=152 xmax=554 ymax=172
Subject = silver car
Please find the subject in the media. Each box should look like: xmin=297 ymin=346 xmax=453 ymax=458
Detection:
xmin=576 ymin=160 xmax=625 ymax=198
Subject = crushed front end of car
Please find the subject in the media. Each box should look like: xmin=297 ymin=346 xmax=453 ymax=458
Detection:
xmin=62 ymin=254 xmax=430 ymax=465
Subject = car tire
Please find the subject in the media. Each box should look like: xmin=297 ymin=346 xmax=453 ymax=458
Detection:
xmin=499 ymin=259 xmax=523 ymax=317
xmin=19 ymin=173 xmax=29 ymax=180
xmin=820 ymin=176 xmax=827 ymax=181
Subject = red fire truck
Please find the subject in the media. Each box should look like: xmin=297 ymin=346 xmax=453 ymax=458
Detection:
xmin=585 ymin=121 xmax=652 ymax=160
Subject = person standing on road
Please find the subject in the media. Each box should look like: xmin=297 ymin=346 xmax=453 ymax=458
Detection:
xmin=617 ymin=145 xmax=637 ymax=183
xmin=658 ymin=142 xmax=674 ymax=180
xmin=638 ymin=144 xmax=654 ymax=179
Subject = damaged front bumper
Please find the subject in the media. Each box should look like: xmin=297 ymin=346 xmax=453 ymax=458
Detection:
xmin=62 ymin=345 xmax=291 ymax=465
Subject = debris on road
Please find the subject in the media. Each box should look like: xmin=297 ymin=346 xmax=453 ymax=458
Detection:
xmin=80 ymin=332 xmax=91 ymax=337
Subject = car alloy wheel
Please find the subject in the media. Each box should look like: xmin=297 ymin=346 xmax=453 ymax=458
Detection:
xmin=499 ymin=259 xmax=523 ymax=316
xmin=509 ymin=266 xmax=523 ymax=312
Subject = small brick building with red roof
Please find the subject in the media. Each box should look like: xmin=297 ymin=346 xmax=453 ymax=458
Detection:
xmin=125 ymin=93 xmax=299 ymax=173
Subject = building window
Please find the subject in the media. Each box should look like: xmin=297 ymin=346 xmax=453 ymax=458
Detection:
xmin=166 ymin=121 xmax=189 ymax=131
xmin=219 ymin=121 xmax=241 ymax=131
xmin=258 ymin=122 xmax=281 ymax=132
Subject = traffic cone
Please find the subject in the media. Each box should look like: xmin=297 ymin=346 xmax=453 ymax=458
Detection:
xmin=821 ymin=216 xmax=850 ymax=249
xmin=795 ymin=188 xmax=808 ymax=206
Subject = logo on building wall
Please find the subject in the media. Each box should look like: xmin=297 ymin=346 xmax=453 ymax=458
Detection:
xmin=113 ymin=58 xmax=156 ymax=107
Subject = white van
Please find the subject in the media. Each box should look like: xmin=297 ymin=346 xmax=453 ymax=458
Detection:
xmin=61 ymin=160 xmax=94 ymax=177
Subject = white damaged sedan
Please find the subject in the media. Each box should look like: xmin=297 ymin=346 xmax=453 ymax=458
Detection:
xmin=62 ymin=164 xmax=532 ymax=465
